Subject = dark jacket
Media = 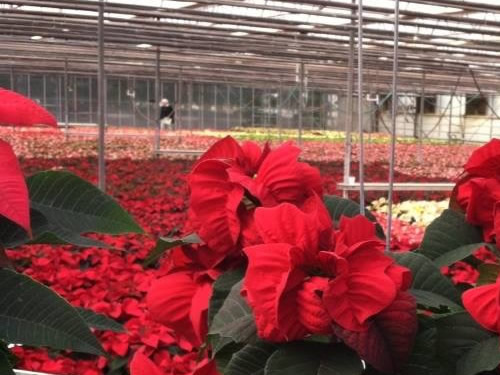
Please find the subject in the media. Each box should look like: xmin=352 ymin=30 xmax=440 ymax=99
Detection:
xmin=160 ymin=105 xmax=175 ymax=123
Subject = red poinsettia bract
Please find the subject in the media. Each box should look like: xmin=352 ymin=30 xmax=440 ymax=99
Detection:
xmin=242 ymin=198 xmax=417 ymax=373
xmin=0 ymin=88 xmax=58 ymax=128
xmin=187 ymin=136 xmax=323 ymax=266
xmin=462 ymin=275 xmax=500 ymax=334
xmin=455 ymin=139 xmax=500 ymax=243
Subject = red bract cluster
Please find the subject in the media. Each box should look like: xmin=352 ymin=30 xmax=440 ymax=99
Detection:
xmin=139 ymin=136 xmax=418 ymax=375
xmin=454 ymin=139 xmax=500 ymax=337
xmin=6 ymin=129 xmax=481 ymax=375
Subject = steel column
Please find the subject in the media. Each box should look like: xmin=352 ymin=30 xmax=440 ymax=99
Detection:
xmin=154 ymin=46 xmax=161 ymax=151
xmin=97 ymin=0 xmax=106 ymax=191
xmin=356 ymin=0 xmax=366 ymax=214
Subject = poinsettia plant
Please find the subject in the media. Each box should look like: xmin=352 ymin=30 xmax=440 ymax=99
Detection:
xmin=0 ymin=88 xmax=143 ymax=374
xmin=136 ymin=136 xmax=422 ymax=375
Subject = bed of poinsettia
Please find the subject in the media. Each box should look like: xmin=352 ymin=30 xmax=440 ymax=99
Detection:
xmin=3 ymin=88 xmax=500 ymax=375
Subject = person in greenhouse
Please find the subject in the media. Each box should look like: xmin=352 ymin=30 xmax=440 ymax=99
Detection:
xmin=159 ymin=98 xmax=175 ymax=131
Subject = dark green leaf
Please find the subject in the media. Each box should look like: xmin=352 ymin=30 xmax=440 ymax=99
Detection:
xmin=436 ymin=312 xmax=494 ymax=368
xmin=0 ymin=208 xmax=48 ymax=248
xmin=264 ymin=342 xmax=364 ymax=375
xmin=433 ymin=243 xmax=488 ymax=268
xmin=457 ymin=337 xmax=500 ymax=375
xmin=27 ymin=171 xmax=143 ymax=246
xmin=225 ymin=341 xmax=277 ymax=375
xmin=323 ymin=195 xmax=385 ymax=239
xmin=417 ymin=209 xmax=483 ymax=261
xmin=0 ymin=350 xmax=14 ymax=375
xmin=143 ymin=233 xmax=200 ymax=267
xmin=402 ymin=327 xmax=449 ymax=375
xmin=77 ymin=308 xmax=125 ymax=333
xmin=209 ymin=280 xmax=257 ymax=345
xmin=477 ymin=263 xmax=500 ymax=286
xmin=392 ymin=252 xmax=462 ymax=308
xmin=208 ymin=269 xmax=245 ymax=327
xmin=0 ymin=269 xmax=104 ymax=355
xmin=409 ymin=290 xmax=463 ymax=312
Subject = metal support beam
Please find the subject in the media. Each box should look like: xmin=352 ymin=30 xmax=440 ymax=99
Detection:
xmin=356 ymin=0 xmax=366 ymax=215
xmin=386 ymin=0 xmax=400 ymax=252
xmin=154 ymin=46 xmax=161 ymax=152
xmin=418 ymin=72 xmax=425 ymax=163
xmin=64 ymin=58 xmax=69 ymax=140
xmin=97 ymin=0 xmax=106 ymax=191
xmin=298 ymin=61 xmax=305 ymax=145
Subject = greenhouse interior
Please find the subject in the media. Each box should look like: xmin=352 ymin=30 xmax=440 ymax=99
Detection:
xmin=2 ymin=1 xmax=500 ymax=375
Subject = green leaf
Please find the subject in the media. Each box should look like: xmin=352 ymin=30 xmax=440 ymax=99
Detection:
xmin=436 ymin=312 xmax=494 ymax=368
xmin=323 ymin=195 xmax=385 ymax=239
xmin=143 ymin=233 xmax=201 ymax=267
xmin=0 ymin=350 xmax=14 ymax=375
xmin=225 ymin=341 xmax=277 ymax=375
xmin=208 ymin=269 xmax=245 ymax=327
xmin=409 ymin=290 xmax=463 ymax=312
xmin=27 ymin=171 xmax=143 ymax=246
xmin=433 ymin=243 xmax=488 ymax=268
xmin=209 ymin=280 xmax=257 ymax=345
xmin=76 ymin=308 xmax=125 ymax=333
xmin=457 ymin=337 xmax=500 ymax=375
xmin=0 ymin=269 xmax=104 ymax=356
xmin=402 ymin=327 xmax=449 ymax=375
xmin=477 ymin=263 xmax=500 ymax=286
xmin=264 ymin=342 xmax=364 ymax=375
xmin=392 ymin=252 xmax=462 ymax=309
xmin=417 ymin=209 xmax=483 ymax=261
xmin=0 ymin=208 xmax=48 ymax=248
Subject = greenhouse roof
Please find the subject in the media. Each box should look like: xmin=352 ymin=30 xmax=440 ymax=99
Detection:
xmin=1 ymin=0 xmax=500 ymax=93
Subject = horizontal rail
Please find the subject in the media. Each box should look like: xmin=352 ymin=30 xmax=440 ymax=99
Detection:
xmin=337 ymin=182 xmax=455 ymax=191
xmin=15 ymin=370 xmax=56 ymax=375
xmin=154 ymin=149 xmax=205 ymax=156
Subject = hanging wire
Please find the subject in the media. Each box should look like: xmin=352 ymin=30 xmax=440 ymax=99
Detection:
xmin=357 ymin=0 xmax=366 ymax=215
xmin=385 ymin=0 xmax=400 ymax=252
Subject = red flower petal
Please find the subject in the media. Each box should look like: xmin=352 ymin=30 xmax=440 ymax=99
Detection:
xmin=189 ymin=159 xmax=244 ymax=253
xmin=0 ymin=88 xmax=57 ymax=127
xmin=296 ymin=277 xmax=332 ymax=335
xmin=190 ymin=358 xmax=220 ymax=375
xmin=462 ymin=280 xmax=500 ymax=332
xmin=255 ymin=142 xmax=322 ymax=206
xmin=129 ymin=352 xmax=164 ymax=375
xmin=339 ymin=215 xmax=379 ymax=247
xmin=189 ymin=281 xmax=213 ymax=343
xmin=465 ymin=138 xmax=500 ymax=177
xmin=253 ymin=203 xmax=321 ymax=261
xmin=243 ymin=244 xmax=307 ymax=341
xmin=334 ymin=291 xmax=417 ymax=373
xmin=0 ymin=140 xmax=31 ymax=235
xmin=324 ymin=271 xmax=397 ymax=332
xmin=194 ymin=136 xmax=243 ymax=168
xmin=147 ymin=272 xmax=196 ymax=325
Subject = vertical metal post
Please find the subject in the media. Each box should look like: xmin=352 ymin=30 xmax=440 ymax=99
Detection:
xmin=154 ymin=47 xmax=161 ymax=152
xmin=64 ymin=59 xmax=69 ymax=140
xmin=9 ymin=67 xmax=14 ymax=90
xmin=298 ymin=61 xmax=305 ymax=146
xmin=214 ymin=85 xmax=217 ymax=128
xmin=88 ymin=76 xmax=93 ymax=124
xmin=226 ymin=84 xmax=230 ymax=130
xmin=251 ymin=87 xmax=255 ymax=127
xmin=448 ymin=92 xmax=453 ymax=144
xmin=178 ymin=70 xmax=183 ymax=130
xmin=201 ymin=84 xmax=205 ymax=129
xmin=239 ymin=87 xmax=243 ymax=127
xmin=385 ymin=0 xmax=400 ymax=252
xmin=343 ymin=1 xmax=355 ymax=198
xmin=188 ymin=82 xmax=193 ymax=132
xmin=357 ymin=0 xmax=366 ymax=214
xmin=417 ymin=73 xmax=425 ymax=163
xmin=278 ymin=78 xmax=283 ymax=141
xmin=97 ymin=0 xmax=106 ymax=191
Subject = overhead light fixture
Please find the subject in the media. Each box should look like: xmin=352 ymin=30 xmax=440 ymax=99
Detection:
xmin=30 ymin=35 xmax=43 ymax=40
xmin=194 ymin=65 xmax=201 ymax=69
xmin=298 ymin=24 xmax=314 ymax=30
xmin=379 ymin=56 xmax=388 ymax=60
xmin=62 ymin=28 xmax=70 ymax=32
xmin=136 ymin=43 xmax=152 ymax=48
xmin=231 ymin=31 xmax=248 ymax=36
